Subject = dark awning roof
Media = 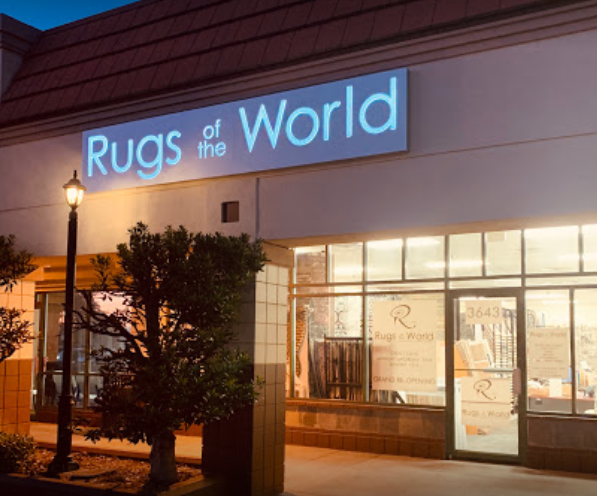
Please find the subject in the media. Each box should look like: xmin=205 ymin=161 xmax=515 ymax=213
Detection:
xmin=0 ymin=0 xmax=586 ymax=128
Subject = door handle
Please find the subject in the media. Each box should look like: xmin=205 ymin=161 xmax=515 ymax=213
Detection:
xmin=513 ymin=368 xmax=522 ymax=395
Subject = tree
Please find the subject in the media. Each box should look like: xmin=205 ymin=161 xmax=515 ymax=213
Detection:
xmin=78 ymin=223 xmax=266 ymax=488
xmin=0 ymin=235 xmax=36 ymax=364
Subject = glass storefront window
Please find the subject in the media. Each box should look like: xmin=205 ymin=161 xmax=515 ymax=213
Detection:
xmin=329 ymin=243 xmax=363 ymax=283
xmin=573 ymin=290 xmax=597 ymax=415
xmin=525 ymin=226 xmax=579 ymax=274
xmin=406 ymin=236 xmax=444 ymax=279
xmin=294 ymin=296 xmax=363 ymax=400
xmin=290 ymin=223 xmax=597 ymax=417
xmin=296 ymin=246 xmax=326 ymax=284
xmin=449 ymin=233 xmax=482 ymax=278
xmin=43 ymin=293 xmax=87 ymax=374
xmin=486 ymin=230 xmax=522 ymax=275
xmin=366 ymin=239 xmax=402 ymax=281
xmin=526 ymin=290 xmax=572 ymax=414
xmin=36 ymin=292 xmax=131 ymax=413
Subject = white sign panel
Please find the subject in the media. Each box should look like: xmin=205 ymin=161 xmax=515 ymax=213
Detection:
xmin=528 ymin=327 xmax=570 ymax=378
xmin=465 ymin=300 xmax=503 ymax=325
xmin=371 ymin=300 xmax=438 ymax=392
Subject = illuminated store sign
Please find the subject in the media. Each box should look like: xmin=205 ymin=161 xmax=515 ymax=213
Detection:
xmin=83 ymin=68 xmax=408 ymax=193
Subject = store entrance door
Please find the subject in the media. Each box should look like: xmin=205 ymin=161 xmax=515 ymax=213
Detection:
xmin=447 ymin=290 xmax=526 ymax=463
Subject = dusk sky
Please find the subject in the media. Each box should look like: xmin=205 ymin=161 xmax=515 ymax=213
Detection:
xmin=0 ymin=0 xmax=139 ymax=30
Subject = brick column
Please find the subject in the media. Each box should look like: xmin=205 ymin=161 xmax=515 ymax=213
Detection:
xmin=203 ymin=262 xmax=289 ymax=496
xmin=0 ymin=280 xmax=35 ymax=434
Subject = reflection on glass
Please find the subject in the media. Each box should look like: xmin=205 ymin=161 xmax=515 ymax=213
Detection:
xmin=486 ymin=230 xmax=522 ymax=275
xmin=295 ymin=246 xmax=326 ymax=284
xmin=573 ymin=290 xmax=597 ymax=415
xmin=89 ymin=293 xmax=128 ymax=373
xmin=294 ymin=296 xmax=362 ymax=400
xmin=366 ymin=239 xmax=402 ymax=281
xmin=368 ymin=293 xmax=445 ymax=406
xmin=44 ymin=292 xmax=86 ymax=374
xmin=329 ymin=243 xmax=363 ymax=283
xmin=42 ymin=373 xmax=61 ymax=407
xmin=88 ymin=375 xmax=104 ymax=407
xmin=582 ymin=225 xmax=597 ymax=272
xmin=526 ymin=290 xmax=571 ymax=414
xmin=449 ymin=233 xmax=482 ymax=278
xmin=406 ymin=236 xmax=444 ymax=279
xmin=525 ymin=226 xmax=579 ymax=274
xmin=72 ymin=375 xmax=85 ymax=408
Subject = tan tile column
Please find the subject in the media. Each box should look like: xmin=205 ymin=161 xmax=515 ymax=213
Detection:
xmin=0 ymin=280 xmax=35 ymax=434
xmin=203 ymin=261 xmax=290 ymax=496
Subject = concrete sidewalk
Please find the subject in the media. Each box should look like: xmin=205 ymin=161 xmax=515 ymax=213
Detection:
xmin=283 ymin=445 xmax=597 ymax=496
xmin=30 ymin=422 xmax=203 ymax=465
xmin=32 ymin=424 xmax=597 ymax=496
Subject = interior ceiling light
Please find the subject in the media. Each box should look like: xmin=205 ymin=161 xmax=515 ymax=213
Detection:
xmin=406 ymin=237 xmax=441 ymax=247
xmin=524 ymin=226 xmax=578 ymax=240
xmin=295 ymin=246 xmax=325 ymax=254
xmin=368 ymin=239 xmax=403 ymax=249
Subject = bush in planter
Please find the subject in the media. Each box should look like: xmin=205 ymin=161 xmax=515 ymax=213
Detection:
xmin=0 ymin=432 xmax=36 ymax=474
xmin=78 ymin=223 xmax=266 ymax=488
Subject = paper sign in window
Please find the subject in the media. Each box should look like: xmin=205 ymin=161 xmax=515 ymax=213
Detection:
xmin=527 ymin=327 xmax=570 ymax=379
xmin=371 ymin=300 xmax=438 ymax=392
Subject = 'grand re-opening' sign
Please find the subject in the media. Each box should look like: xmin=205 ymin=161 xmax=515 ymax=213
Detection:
xmin=82 ymin=68 xmax=408 ymax=193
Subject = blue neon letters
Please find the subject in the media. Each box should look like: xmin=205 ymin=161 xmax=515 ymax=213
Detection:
xmin=83 ymin=68 xmax=407 ymax=193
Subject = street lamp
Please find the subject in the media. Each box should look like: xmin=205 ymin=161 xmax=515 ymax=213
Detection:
xmin=49 ymin=170 xmax=86 ymax=475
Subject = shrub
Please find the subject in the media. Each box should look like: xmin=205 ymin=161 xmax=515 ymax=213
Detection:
xmin=0 ymin=432 xmax=36 ymax=474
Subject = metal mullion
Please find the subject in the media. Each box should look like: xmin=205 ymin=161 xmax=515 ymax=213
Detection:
xmin=290 ymin=296 xmax=296 ymax=398
xmin=522 ymin=284 xmax=597 ymax=291
xmin=521 ymin=230 xmax=527 ymax=288
xmin=516 ymin=290 xmax=528 ymax=465
xmin=482 ymin=232 xmax=487 ymax=278
xmin=444 ymin=235 xmax=450 ymax=281
xmin=290 ymin=252 xmax=297 ymax=399
xmin=363 ymin=244 xmax=369 ymax=402
xmin=83 ymin=303 xmax=91 ymax=410
xmin=445 ymin=291 xmax=455 ymax=459
xmin=401 ymin=238 xmax=407 ymax=280
xmin=570 ymin=288 xmax=577 ymax=415
xmin=35 ymin=293 xmax=48 ymax=415
xmin=294 ymin=289 xmax=448 ymax=298
xmin=579 ymin=225 xmax=585 ymax=273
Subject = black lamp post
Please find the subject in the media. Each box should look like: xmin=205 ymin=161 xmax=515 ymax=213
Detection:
xmin=48 ymin=170 xmax=86 ymax=475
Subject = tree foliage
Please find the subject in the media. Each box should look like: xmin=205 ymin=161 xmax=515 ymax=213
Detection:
xmin=0 ymin=308 xmax=33 ymax=363
xmin=78 ymin=223 xmax=266 ymax=487
xmin=0 ymin=235 xmax=36 ymax=364
xmin=0 ymin=235 xmax=36 ymax=290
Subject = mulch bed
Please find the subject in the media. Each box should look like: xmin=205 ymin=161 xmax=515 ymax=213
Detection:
xmin=31 ymin=449 xmax=202 ymax=492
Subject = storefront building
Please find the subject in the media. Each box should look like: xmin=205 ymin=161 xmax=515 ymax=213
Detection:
xmin=2 ymin=0 xmax=597 ymax=493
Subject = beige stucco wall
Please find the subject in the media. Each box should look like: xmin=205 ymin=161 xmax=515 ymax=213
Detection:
xmin=2 ymin=20 xmax=597 ymax=255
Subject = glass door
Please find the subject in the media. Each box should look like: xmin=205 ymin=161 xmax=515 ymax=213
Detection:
xmin=447 ymin=291 xmax=525 ymax=462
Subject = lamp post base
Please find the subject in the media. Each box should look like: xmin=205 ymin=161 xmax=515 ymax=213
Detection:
xmin=46 ymin=455 xmax=80 ymax=476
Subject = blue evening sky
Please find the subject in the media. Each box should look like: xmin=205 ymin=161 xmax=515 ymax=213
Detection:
xmin=0 ymin=0 xmax=140 ymax=30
